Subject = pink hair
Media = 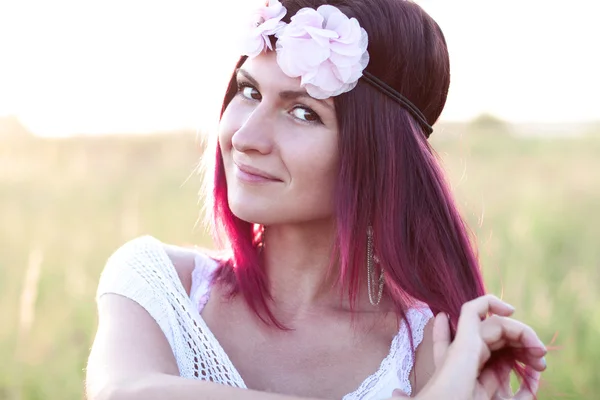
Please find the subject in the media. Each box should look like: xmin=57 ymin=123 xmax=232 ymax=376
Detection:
xmin=205 ymin=0 xmax=532 ymax=388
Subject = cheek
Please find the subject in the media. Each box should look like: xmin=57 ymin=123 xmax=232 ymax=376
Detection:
xmin=290 ymin=130 xmax=338 ymax=176
xmin=284 ymin=133 xmax=339 ymax=205
xmin=300 ymin=147 xmax=336 ymax=181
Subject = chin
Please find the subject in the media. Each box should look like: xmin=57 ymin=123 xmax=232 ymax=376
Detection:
xmin=229 ymin=199 xmax=334 ymax=228
xmin=225 ymin=183 xmax=334 ymax=226
xmin=228 ymin=196 xmax=278 ymax=225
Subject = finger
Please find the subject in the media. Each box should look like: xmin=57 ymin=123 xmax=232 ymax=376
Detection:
xmin=495 ymin=346 xmax=546 ymax=373
xmin=480 ymin=362 xmax=512 ymax=398
xmin=512 ymin=354 xmax=547 ymax=374
xmin=481 ymin=316 xmax=546 ymax=352
xmin=497 ymin=367 xmax=514 ymax=399
xmin=479 ymin=339 xmax=546 ymax=371
xmin=457 ymin=295 xmax=515 ymax=339
xmin=480 ymin=316 xmax=547 ymax=371
xmin=432 ymin=312 xmax=451 ymax=369
xmin=452 ymin=296 xmax=516 ymax=376
xmin=512 ymin=367 xmax=541 ymax=400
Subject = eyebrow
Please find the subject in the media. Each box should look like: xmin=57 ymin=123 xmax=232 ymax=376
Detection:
xmin=236 ymin=68 xmax=334 ymax=111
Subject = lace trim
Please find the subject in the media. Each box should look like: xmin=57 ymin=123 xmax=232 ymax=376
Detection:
xmin=99 ymin=236 xmax=247 ymax=387
xmin=151 ymin=240 xmax=247 ymax=387
xmin=190 ymin=252 xmax=433 ymax=400
xmin=341 ymin=306 xmax=433 ymax=399
xmin=397 ymin=306 xmax=434 ymax=396
xmin=101 ymin=235 xmax=434 ymax=395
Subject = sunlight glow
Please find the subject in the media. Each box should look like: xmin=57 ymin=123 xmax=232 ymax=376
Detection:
xmin=0 ymin=0 xmax=598 ymax=136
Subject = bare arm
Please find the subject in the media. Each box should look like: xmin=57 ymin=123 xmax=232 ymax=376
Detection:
xmin=85 ymin=294 xmax=325 ymax=400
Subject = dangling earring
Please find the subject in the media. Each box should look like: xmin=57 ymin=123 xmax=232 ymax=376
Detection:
xmin=367 ymin=226 xmax=384 ymax=306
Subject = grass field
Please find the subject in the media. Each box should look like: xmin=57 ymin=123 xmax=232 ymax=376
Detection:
xmin=0 ymin=127 xmax=598 ymax=399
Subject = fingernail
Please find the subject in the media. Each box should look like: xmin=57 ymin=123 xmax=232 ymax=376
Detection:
xmin=541 ymin=357 xmax=547 ymax=370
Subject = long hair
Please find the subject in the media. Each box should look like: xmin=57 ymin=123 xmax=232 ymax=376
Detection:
xmin=204 ymin=0 xmax=526 ymax=383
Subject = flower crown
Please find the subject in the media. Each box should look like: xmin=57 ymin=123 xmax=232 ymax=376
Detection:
xmin=240 ymin=0 xmax=434 ymax=137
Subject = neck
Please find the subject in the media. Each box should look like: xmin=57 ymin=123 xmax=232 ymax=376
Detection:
xmin=261 ymin=221 xmax=388 ymax=320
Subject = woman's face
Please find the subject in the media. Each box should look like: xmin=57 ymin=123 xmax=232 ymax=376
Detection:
xmin=218 ymin=52 xmax=339 ymax=226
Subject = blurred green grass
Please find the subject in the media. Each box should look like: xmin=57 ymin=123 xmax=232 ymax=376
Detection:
xmin=0 ymin=128 xmax=598 ymax=399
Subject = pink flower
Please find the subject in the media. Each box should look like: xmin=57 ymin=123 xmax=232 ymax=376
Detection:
xmin=241 ymin=0 xmax=287 ymax=58
xmin=275 ymin=5 xmax=369 ymax=99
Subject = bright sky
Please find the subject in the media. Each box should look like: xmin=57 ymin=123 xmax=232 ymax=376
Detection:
xmin=0 ymin=0 xmax=598 ymax=137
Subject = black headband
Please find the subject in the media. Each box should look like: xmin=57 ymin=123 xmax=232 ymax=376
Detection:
xmin=361 ymin=71 xmax=434 ymax=138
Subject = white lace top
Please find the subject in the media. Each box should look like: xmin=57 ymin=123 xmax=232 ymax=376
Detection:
xmin=96 ymin=236 xmax=433 ymax=399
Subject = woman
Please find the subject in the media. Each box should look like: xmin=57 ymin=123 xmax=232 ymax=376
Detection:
xmin=86 ymin=0 xmax=546 ymax=399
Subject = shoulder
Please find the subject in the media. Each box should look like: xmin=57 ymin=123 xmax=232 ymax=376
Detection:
xmin=162 ymin=241 xmax=200 ymax=295
xmin=408 ymin=305 xmax=436 ymax=394
xmin=389 ymin=303 xmax=434 ymax=396
xmin=98 ymin=235 xmax=217 ymax=300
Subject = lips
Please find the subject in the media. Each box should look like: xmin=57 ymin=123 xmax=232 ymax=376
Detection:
xmin=234 ymin=161 xmax=281 ymax=182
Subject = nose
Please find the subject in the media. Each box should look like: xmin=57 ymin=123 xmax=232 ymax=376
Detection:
xmin=231 ymin=104 xmax=275 ymax=155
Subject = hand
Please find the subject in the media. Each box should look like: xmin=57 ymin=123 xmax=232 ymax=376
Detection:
xmin=389 ymin=295 xmax=547 ymax=400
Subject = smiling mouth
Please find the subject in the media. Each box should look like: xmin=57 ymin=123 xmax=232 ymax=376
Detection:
xmin=234 ymin=162 xmax=282 ymax=183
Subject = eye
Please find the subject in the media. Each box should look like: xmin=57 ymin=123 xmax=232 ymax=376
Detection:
xmin=237 ymin=82 xmax=262 ymax=101
xmin=290 ymin=106 xmax=322 ymax=124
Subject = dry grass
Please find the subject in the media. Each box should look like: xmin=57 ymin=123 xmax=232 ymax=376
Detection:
xmin=0 ymin=128 xmax=598 ymax=399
